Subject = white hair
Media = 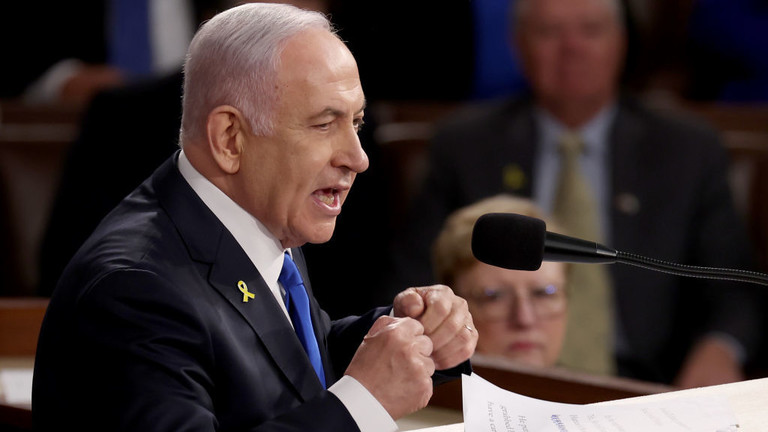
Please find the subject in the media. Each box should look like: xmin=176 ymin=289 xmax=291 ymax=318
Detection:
xmin=180 ymin=3 xmax=332 ymax=144
xmin=511 ymin=0 xmax=625 ymax=30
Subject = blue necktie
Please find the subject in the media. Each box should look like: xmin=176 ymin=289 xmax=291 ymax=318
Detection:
xmin=109 ymin=0 xmax=153 ymax=76
xmin=279 ymin=252 xmax=326 ymax=388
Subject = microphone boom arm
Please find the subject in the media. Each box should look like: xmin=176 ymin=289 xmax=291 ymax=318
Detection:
xmin=615 ymin=251 xmax=768 ymax=286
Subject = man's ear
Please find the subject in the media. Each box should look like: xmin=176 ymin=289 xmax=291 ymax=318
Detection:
xmin=206 ymin=105 xmax=247 ymax=174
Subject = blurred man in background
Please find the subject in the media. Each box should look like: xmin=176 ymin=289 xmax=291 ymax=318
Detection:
xmin=394 ymin=0 xmax=764 ymax=387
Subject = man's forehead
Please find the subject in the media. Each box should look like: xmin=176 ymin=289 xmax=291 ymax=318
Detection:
xmin=279 ymin=28 xmax=350 ymax=66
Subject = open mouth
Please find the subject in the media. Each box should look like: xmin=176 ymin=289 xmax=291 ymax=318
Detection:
xmin=313 ymin=188 xmax=339 ymax=207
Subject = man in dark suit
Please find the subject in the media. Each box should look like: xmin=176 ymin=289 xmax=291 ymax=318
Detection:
xmin=394 ymin=0 xmax=763 ymax=387
xmin=32 ymin=4 xmax=476 ymax=431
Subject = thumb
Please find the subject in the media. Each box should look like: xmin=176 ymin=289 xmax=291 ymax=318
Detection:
xmin=393 ymin=288 xmax=425 ymax=319
xmin=366 ymin=315 xmax=398 ymax=338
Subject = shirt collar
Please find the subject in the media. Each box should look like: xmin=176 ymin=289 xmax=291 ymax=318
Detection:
xmin=535 ymin=102 xmax=618 ymax=156
xmin=177 ymin=150 xmax=286 ymax=289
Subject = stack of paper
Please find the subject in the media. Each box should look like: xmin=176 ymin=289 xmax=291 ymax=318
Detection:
xmin=462 ymin=373 xmax=739 ymax=432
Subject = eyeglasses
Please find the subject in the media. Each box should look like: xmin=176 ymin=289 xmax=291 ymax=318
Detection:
xmin=466 ymin=284 xmax=566 ymax=322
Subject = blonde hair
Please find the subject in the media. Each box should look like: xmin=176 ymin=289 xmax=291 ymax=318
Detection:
xmin=432 ymin=194 xmax=564 ymax=285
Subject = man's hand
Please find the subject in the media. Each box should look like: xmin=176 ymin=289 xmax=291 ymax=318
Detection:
xmin=674 ymin=337 xmax=745 ymax=389
xmin=344 ymin=316 xmax=436 ymax=420
xmin=393 ymin=285 xmax=478 ymax=370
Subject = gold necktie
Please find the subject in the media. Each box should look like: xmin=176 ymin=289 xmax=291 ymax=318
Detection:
xmin=552 ymin=132 xmax=615 ymax=375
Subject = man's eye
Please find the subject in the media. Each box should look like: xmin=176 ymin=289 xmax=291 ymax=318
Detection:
xmin=354 ymin=119 xmax=365 ymax=132
xmin=314 ymin=122 xmax=332 ymax=130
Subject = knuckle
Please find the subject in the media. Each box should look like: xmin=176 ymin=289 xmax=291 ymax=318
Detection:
xmin=449 ymin=315 xmax=464 ymax=332
xmin=429 ymin=298 xmax=451 ymax=316
xmin=456 ymin=295 xmax=469 ymax=310
xmin=458 ymin=343 xmax=475 ymax=360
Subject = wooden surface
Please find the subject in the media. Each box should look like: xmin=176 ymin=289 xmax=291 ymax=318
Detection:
xmin=0 ymin=298 xmax=47 ymax=356
xmin=429 ymin=355 xmax=672 ymax=412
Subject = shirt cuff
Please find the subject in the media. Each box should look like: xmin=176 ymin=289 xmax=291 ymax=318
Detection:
xmin=328 ymin=375 xmax=397 ymax=432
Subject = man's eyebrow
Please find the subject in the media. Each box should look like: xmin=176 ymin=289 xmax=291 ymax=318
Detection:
xmin=310 ymin=100 xmax=367 ymax=120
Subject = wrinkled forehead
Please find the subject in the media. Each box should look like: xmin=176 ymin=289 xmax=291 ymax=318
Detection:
xmin=275 ymin=30 xmax=361 ymax=92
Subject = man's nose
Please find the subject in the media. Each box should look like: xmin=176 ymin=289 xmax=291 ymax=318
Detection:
xmin=335 ymin=128 xmax=369 ymax=174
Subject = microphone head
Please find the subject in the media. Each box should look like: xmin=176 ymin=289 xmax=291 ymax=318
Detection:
xmin=471 ymin=213 xmax=546 ymax=271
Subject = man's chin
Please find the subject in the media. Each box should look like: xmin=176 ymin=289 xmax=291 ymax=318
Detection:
xmin=304 ymin=223 xmax=337 ymax=245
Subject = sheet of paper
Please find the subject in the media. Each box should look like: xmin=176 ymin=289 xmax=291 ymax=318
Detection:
xmin=462 ymin=373 xmax=740 ymax=432
xmin=0 ymin=368 xmax=33 ymax=405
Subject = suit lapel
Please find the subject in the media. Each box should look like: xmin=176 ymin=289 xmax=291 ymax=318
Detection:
xmin=152 ymin=152 xmax=324 ymax=401
xmin=208 ymin=237 xmax=324 ymax=400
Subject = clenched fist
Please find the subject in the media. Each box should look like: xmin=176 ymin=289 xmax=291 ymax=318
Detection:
xmin=344 ymin=316 xmax=436 ymax=419
xmin=394 ymin=285 xmax=478 ymax=370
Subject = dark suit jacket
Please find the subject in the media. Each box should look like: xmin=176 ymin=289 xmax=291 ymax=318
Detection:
xmin=32 ymin=153 xmax=396 ymax=431
xmin=394 ymin=95 xmax=764 ymax=383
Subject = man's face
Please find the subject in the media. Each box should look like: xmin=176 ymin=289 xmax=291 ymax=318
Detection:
xmin=516 ymin=0 xmax=625 ymax=109
xmin=234 ymin=28 xmax=368 ymax=248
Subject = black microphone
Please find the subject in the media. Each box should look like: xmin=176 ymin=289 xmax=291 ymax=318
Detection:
xmin=471 ymin=212 xmax=768 ymax=286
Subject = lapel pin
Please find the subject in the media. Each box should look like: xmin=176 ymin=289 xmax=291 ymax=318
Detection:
xmin=238 ymin=280 xmax=255 ymax=303
xmin=502 ymin=164 xmax=527 ymax=191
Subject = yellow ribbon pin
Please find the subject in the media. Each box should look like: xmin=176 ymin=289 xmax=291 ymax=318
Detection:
xmin=238 ymin=280 xmax=255 ymax=303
